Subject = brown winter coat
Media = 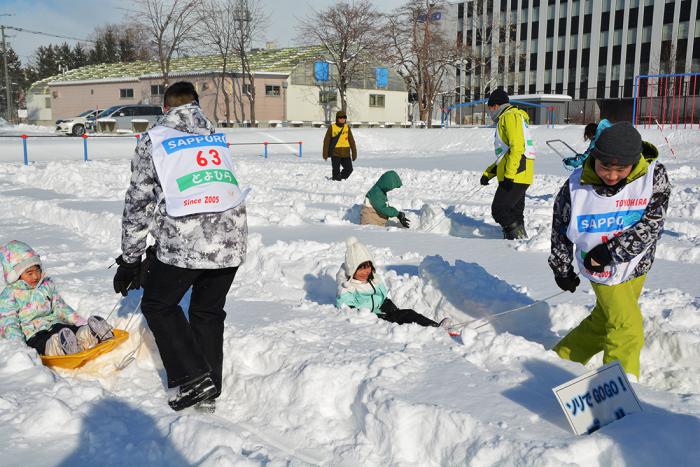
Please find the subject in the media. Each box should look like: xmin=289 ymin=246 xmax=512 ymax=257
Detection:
xmin=322 ymin=124 xmax=357 ymax=159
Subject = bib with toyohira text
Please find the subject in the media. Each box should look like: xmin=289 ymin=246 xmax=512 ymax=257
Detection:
xmin=149 ymin=126 xmax=249 ymax=217
xmin=566 ymin=161 xmax=655 ymax=285
xmin=493 ymin=114 xmax=536 ymax=163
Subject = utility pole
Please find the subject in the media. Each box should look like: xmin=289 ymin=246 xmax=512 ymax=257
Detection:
xmin=1 ymin=24 xmax=13 ymax=123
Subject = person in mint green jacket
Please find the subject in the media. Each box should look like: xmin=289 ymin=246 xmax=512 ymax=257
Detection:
xmin=336 ymin=237 xmax=450 ymax=328
xmin=360 ymin=170 xmax=410 ymax=228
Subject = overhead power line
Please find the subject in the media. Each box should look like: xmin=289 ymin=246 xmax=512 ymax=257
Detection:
xmin=0 ymin=24 xmax=95 ymax=44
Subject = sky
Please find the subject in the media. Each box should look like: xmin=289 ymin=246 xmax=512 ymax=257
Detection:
xmin=0 ymin=0 xmax=407 ymax=65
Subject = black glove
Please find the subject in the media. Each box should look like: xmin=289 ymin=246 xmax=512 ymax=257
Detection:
xmin=397 ymin=212 xmax=410 ymax=228
xmin=480 ymin=175 xmax=490 ymax=186
xmin=113 ymin=256 xmax=141 ymax=296
xmin=584 ymin=243 xmax=613 ymax=273
xmin=554 ymin=272 xmax=580 ymax=293
xmin=501 ymin=177 xmax=514 ymax=191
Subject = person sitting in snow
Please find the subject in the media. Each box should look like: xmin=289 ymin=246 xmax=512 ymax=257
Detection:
xmin=336 ymin=237 xmax=453 ymax=332
xmin=548 ymin=122 xmax=671 ymax=381
xmin=0 ymin=240 xmax=114 ymax=357
xmin=360 ymin=170 xmax=410 ymax=228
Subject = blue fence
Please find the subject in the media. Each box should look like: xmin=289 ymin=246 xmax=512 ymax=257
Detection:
xmin=1 ymin=134 xmax=303 ymax=165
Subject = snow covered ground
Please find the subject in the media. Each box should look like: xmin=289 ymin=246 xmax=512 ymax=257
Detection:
xmin=1 ymin=124 xmax=699 ymax=466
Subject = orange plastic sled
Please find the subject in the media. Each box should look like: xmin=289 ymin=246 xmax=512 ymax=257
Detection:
xmin=40 ymin=329 xmax=129 ymax=369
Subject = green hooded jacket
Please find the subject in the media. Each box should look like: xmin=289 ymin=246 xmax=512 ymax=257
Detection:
xmin=366 ymin=170 xmax=403 ymax=218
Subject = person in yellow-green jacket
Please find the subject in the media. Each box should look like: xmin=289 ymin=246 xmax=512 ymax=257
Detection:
xmin=548 ymin=122 xmax=670 ymax=381
xmin=480 ymin=88 xmax=536 ymax=239
xmin=323 ymin=110 xmax=357 ymax=181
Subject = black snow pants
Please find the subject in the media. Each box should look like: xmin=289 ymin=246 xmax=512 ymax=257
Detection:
xmin=331 ymin=156 xmax=353 ymax=180
xmin=491 ymin=181 xmax=529 ymax=229
xmin=378 ymin=298 xmax=439 ymax=327
xmin=141 ymin=257 xmax=238 ymax=395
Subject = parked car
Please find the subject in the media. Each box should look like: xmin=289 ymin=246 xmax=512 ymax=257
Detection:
xmin=55 ymin=109 xmax=103 ymax=136
xmin=95 ymin=104 xmax=163 ymax=132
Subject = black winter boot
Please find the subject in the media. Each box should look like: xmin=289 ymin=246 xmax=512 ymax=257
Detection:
xmin=168 ymin=374 xmax=218 ymax=411
xmin=503 ymin=222 xmax=528 ymax=240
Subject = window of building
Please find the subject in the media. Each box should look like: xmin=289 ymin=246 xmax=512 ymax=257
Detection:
xmin=319 ymin=90 xmax=337 ymax=104
xmin=627 ymin=27 xmax=638 ymax=44
xmin=602 ymin=0 xmax=612 ymax=11
xmin=559 ymin=17 xmax=567 ymax=34
xmin=585 ymin=1 xmax=593 ymax=14
xmin=680 ymin=0 xmax=691 ymax=22
xmin=369 ymin=94 xmax=385 ymax=107
xmin=583 ymin=14 xmax=592 ymax=33
xmin=614 ymin=9 xmax=624 ymax=29
xmin=642 ymin=26 xmax=652 ymax=42
xmin=559 ymin=2 xmax=567 ymax=17
xmin=151 ymin=84 xmax=165 ymax=96
xmin=265 ymin=85 xmax=281 ymax=96
xmin=629 ymin=8 xmax=639 ymax=27
xmin=546 ymin=37 xmax=554 ymax=52
xmin=601 ymin=12 xmax=610 ymax=31
xmin=570 ymin=34 xmax=578 ymax=49
xmin=663 ymin=3 xmax=675 ymax=23
xmin=242 ymin=84 xmax=253 ymax=95
xmin=45 ymin=97 xmax=51 ymax=107
xmin=643 ymin=6 xmax=653 ymax=26
xmin=531 ymin=21 xmax=539 ymax=39
xmin=547 ymin=18 xmax=554 ymax=36
xmin=120 ymin=88 xmax=134 ymax=99
xmin=571 ymin=16 xmax=579 ymax=34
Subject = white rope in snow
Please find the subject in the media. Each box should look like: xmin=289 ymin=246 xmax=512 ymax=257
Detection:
xmin=448 ymin=289 xmax=571 ymax=331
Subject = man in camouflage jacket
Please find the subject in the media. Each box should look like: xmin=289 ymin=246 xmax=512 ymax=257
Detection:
xmin=114 ymin=82 xmax=247 ymax=411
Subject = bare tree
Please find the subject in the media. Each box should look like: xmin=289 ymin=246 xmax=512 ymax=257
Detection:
xmin=231 ymin=0 xmax=267 ymax=127
xmin=296 ymin=0 xmax=385 ymax=112
xmin=385 ymin=0 xmax=461 ymax=127
xmin=196 ymin=0 xmax=239 ymax=124
xmin=461 ymin=1 xmax=523 ymax=102
xmin=131 ymin=0 xmax=198 ymax=85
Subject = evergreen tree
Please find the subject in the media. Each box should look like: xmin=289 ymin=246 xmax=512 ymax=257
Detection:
xmin=33 ymin=44 xmax=60 ymax=79
xmin=0 ymin=46 xmax=29 ymax=117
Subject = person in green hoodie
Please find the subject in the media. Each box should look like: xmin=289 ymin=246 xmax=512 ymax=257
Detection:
xmin=360 ymin=170 xmax=410 ymax=228
xmin=480 ymin=88 xmax=536 ymax=240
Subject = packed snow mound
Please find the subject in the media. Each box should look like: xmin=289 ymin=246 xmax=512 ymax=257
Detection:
xmin=1 ymin=126 xmax=699 ymax=466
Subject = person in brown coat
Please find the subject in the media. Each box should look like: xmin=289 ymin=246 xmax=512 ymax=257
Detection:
xmin=322 ymin=110 xmax=357 ymax=180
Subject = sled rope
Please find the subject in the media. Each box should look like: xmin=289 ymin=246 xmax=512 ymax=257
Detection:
xmin=448 ymin=289 xmax=570 ymax=331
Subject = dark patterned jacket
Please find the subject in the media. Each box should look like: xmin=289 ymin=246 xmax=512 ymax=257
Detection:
xmin=548 ymin=153 xmax=671 ymax=281
xmin=120 ymin=104 xmax=248 ymax=269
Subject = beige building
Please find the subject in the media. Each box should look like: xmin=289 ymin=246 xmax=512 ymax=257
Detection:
xmin=27 ymin=46 xmax=408 ymax=128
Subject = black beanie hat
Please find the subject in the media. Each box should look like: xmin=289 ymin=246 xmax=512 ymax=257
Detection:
xmin=336 ymin=110 xmax=347 ymax=119
xmin=591 ymin=121 xmax=642 ymax=166
xmin=487 ymin=88 xmax=509 ymax=107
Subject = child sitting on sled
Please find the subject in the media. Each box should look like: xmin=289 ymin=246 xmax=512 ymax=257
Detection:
xmin=0 ymin=240 xmax=114 ymax=356
xmin=336 ymin=237 xmax=455 ymax=332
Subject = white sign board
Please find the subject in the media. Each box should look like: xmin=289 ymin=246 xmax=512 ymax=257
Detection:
xmin=552 ymin=361 xmax=642 ymax=435
xmin=18 ymin=109 xmax=28 ymax=118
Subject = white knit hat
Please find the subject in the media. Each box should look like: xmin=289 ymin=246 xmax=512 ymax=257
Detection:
xmin=343 ymin=236 xmax=373 ymax=278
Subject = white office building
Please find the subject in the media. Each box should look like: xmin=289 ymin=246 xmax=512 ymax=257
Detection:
xmin=446 ymin=0 xmax=699 ymax=122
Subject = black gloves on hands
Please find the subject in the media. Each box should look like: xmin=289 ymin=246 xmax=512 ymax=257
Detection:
xmin=397 ymin=212 xmax=410 ymax=228
xmin=113 ymin=248 xmax=154 ymax=296
xmin=113 ymin=256 xmax=141 ymax=296
xmin=480 ymin=175 xmax=490 ymax=186
xmin=583 ymin=243 xmax=612 ymax=273
xmin=554 ymin=272 xmax=580 ymax=293
xmin=501 ymin=177 xmax=514 ymax=192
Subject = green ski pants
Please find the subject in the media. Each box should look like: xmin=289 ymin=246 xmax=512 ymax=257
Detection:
xmin=553 ymin=274 xmax=646 ymax=377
